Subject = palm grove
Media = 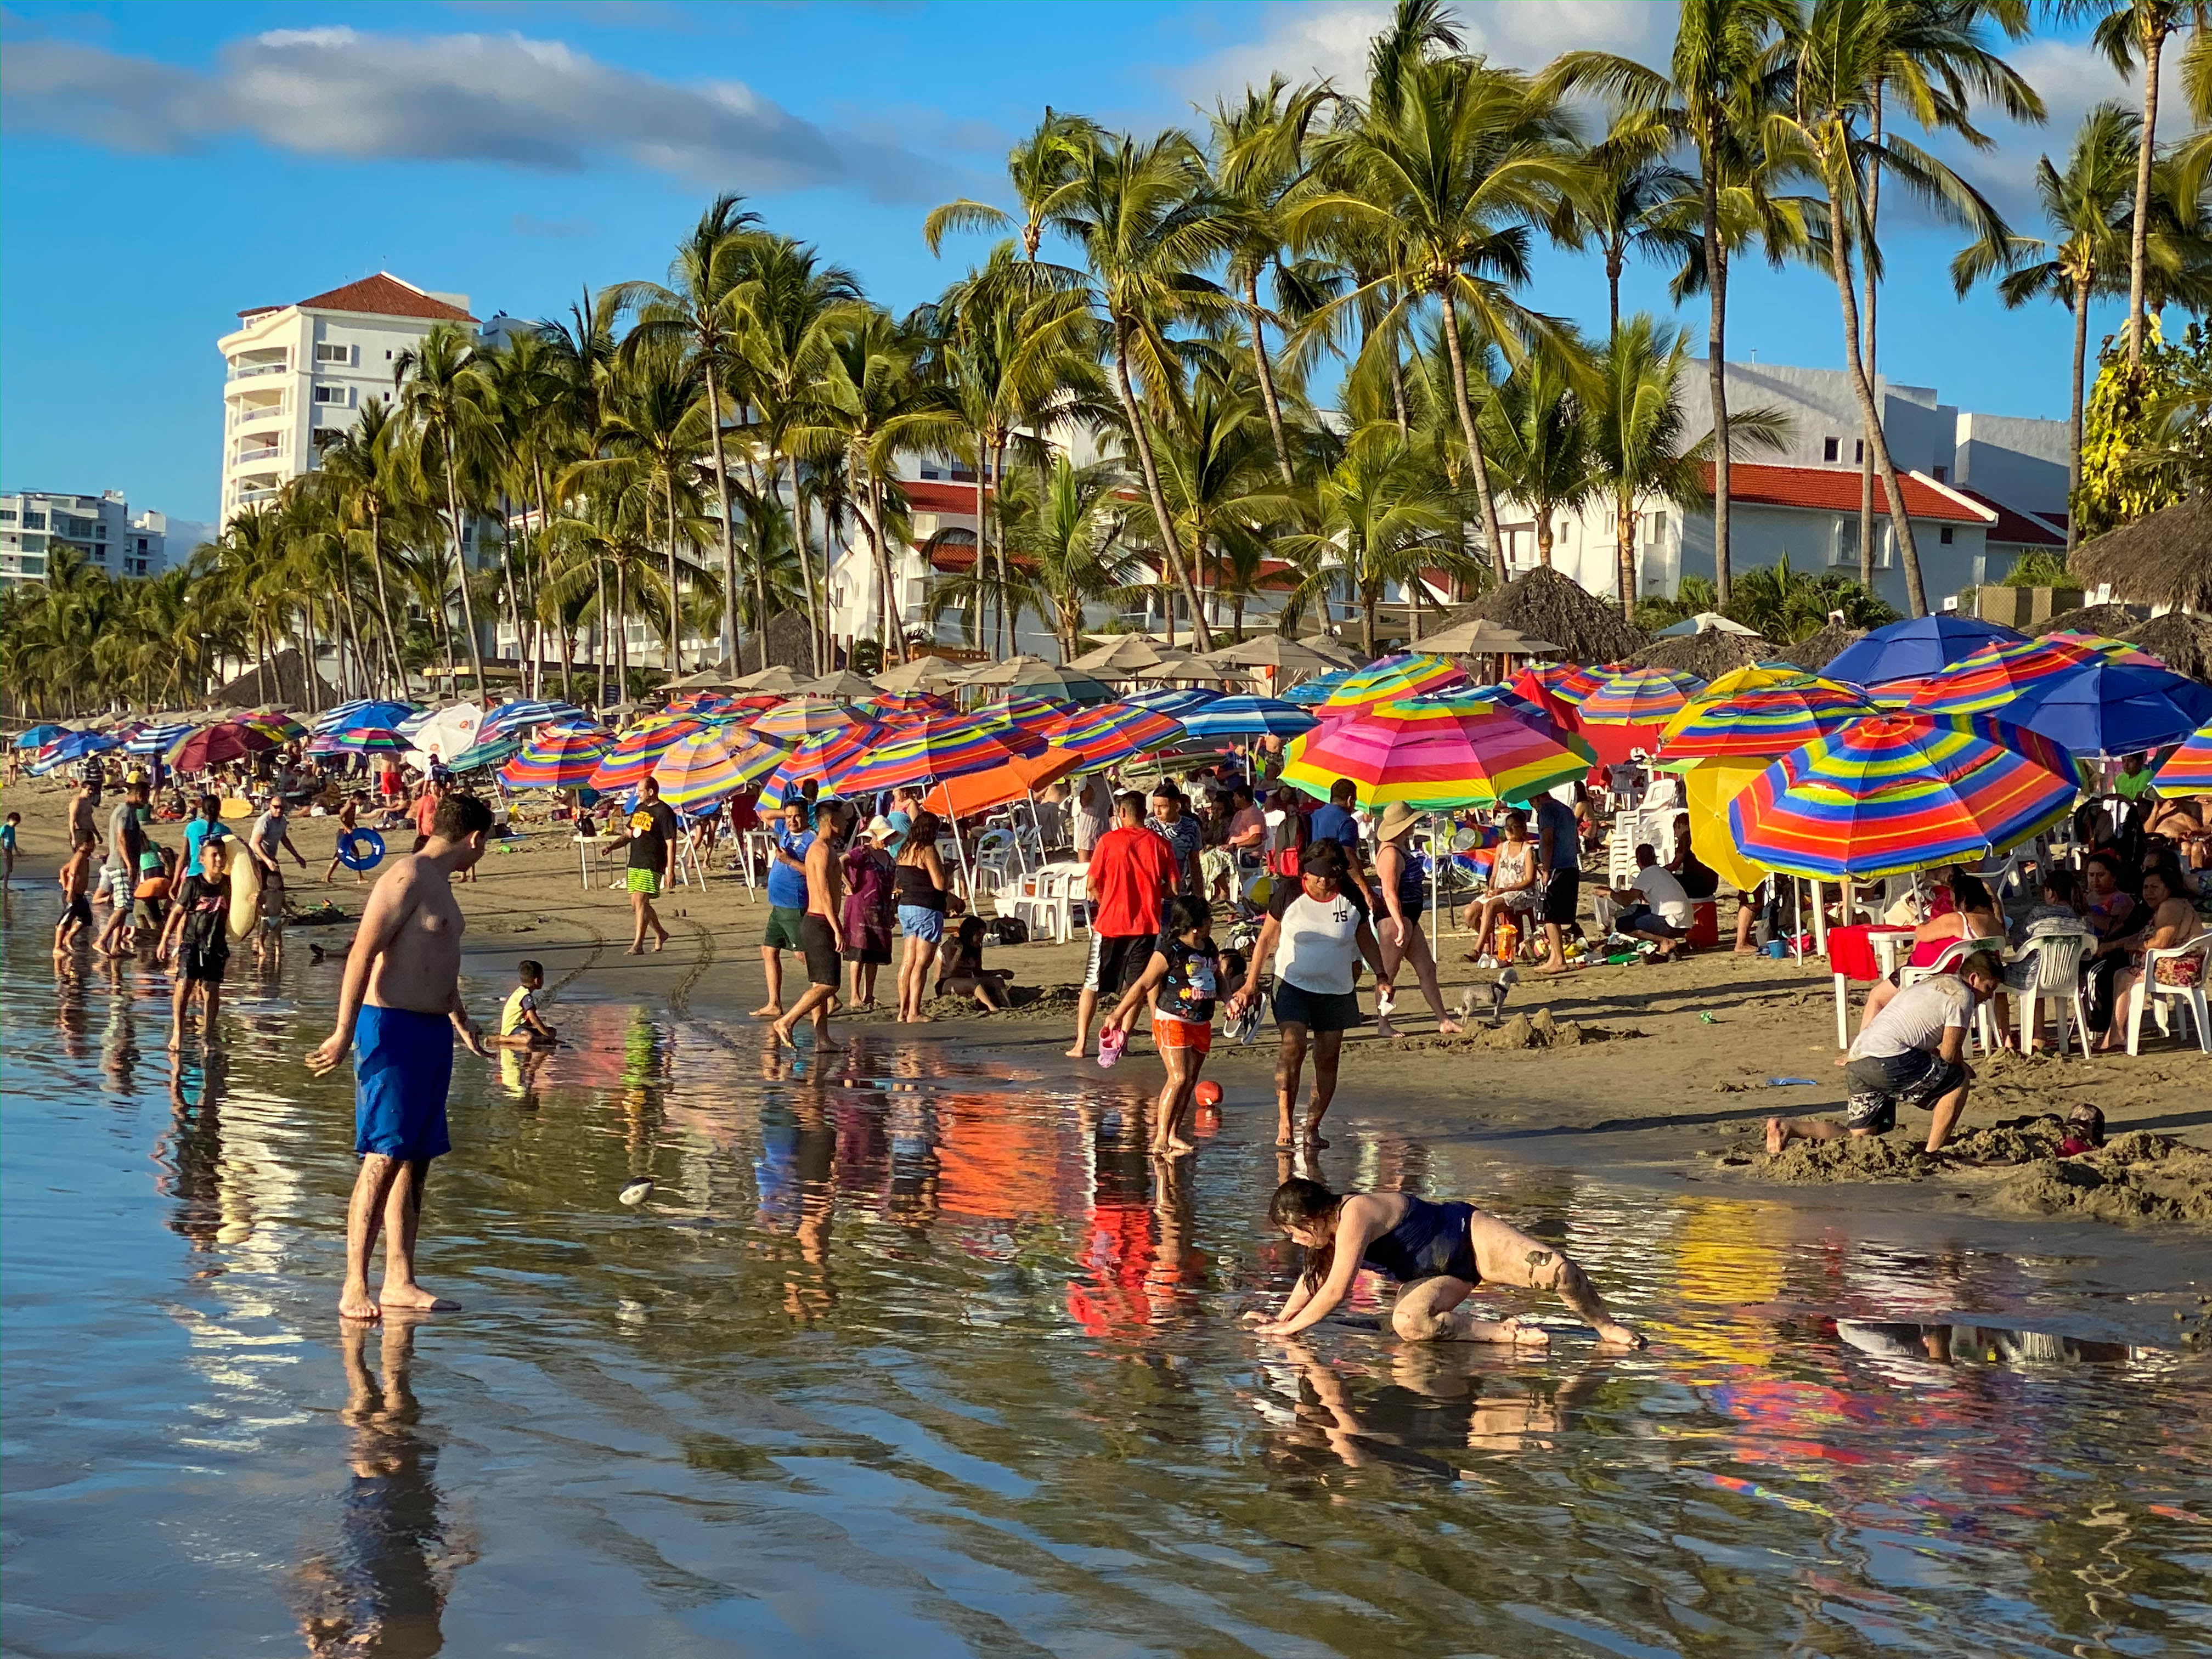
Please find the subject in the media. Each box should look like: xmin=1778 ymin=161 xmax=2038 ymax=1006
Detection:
xmin=6 ymin=0 xmax=2208 ymax=717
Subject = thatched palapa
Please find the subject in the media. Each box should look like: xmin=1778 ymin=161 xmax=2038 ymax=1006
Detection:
xmin=2069 ymin=495 xmax=2212 ymax=611
xmin=1444 ymin=566 xmax=1646 ymax=665
xmin=2031 ymin=602 xmax=2142 ymax=637
xmin=1773 ymin=619 xmax=1868 ymax=674
xmin=1628 ymin=629 xmax=1781 ymax=679
xmin=2124 ymin=611 xmax=2212 ymax=685
xmin=213 ymin=647 xmax=338 ymax=710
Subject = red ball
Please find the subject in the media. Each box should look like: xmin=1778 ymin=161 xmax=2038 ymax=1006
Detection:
xmin=1193 ymin=1080 xmax=1223 ymax=1108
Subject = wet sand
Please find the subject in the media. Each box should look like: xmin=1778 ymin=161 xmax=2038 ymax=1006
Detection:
xmin=13 ymin=781 xmax=2208 ymax=1230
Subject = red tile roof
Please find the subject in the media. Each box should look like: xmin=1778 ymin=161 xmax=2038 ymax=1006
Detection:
xmin=271 ymin=273 xmax=476 ymax=323
xmin=904 ymin=478 xmax=989 ymax=515
xmin=1703 ymin=461 xmax=1993 ymax=524
xmin=1953 ymin=487 xmax=2066 ymax=548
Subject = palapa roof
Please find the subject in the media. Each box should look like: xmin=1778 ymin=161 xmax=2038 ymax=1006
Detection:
xmin=1627 ymin=629 xmax=1781 ymax=679
xmin=1771 ymin=619 xmax=1868 ymax=674
xmin=1444 ymin=566 xmax=1646 ymax=665
xmin=2033 ymin=602 xmax=2145 ymax=637
xmin=2123 ymin=611 xmax=2212 ymax=685
xmin=2068 ymin=495 xmax=2212 ymax=611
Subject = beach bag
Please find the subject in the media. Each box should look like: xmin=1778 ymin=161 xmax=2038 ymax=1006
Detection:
xmin=988 ymin=916 xmax=1029 ymax=946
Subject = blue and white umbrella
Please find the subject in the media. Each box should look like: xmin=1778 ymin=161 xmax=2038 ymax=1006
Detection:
xmin=1175 ymin=695 xmax=1321 ymax=740
xmin=1283 ymin=667 xmax=1358 ymax=706
xmin=126 ymin=721 xmax=197 ymax=754
xmin=314 ymin=698 xmax=418 ymax=735
xmin=1121 ymin=687 xmax=1223 ymax=718
xmin=15 ymin=723 xmax=71 ymax=748
xmin=479 ymin=699 xmax=585 ymax=744
xmin=30 ymin=730 xmax=120 ymax=775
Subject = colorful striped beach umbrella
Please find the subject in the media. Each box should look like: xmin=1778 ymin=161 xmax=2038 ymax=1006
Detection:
xmin=1729 ymin=713 xmax=2079 ymax=879
xmin=444 ymin=735 xmax=524 ymax=773
xmin=584 ymin=718 xmax=707 ymax=793
xmin=1173 ymin=695 xmax=1321 ymax=740
xmin=651 ymin=728 xmax=787 ymax=811
xmin=479 ymin=698 xmax=585 ymax=743
xmin=1578 ymin=667 xmax=1706 ymax=726
xmin=1281 ymin=696 xmax=1590 ymax=810
xmin=1915 ymin=634 xmax=2154 ymax=715
xmin=828 ymin=715 xmax=1045 ymax=798
xmin=974 ymin=693 xmax=1076 ymax=733
xmin=242 ymin=712 xmax=308 ymax=742
xmin=1823 ymin=614 xmax=2024 ymax=687
xmin=322 ymin=726 xmax=411 ymax=754
xmin=661 ymin=691 xmax=740 ymax=718
xmin=16 ymin=722 xmax=71 ymax=748
xmin=2153 ymin=724 xmax=2212 ymax=793
xmin=1657 ymin=680 xmax=1876 ymax=761
xmin=314 ymin=699 xmax=417 ymax=735
xmin=499 ymin=727 xmax=611 ymax=789
xmin=1528 ymin=661 xmax=1608 ymax=705
xmin=748 ymin=696 xmax=870 ymax=741
xmin=1042 ymin=702 xmax=1187 ymax=768
xmin=760 ymin=724 xmax=881 ymax=806
xmin=1410 ymin=691 xmax=1598 ymax=765
xmin=862 ymin=690 xmax=956 ymax=723
xmin=1122 ymin=687 xmax=1223 ymax=718
xmin=126 ymin=720 xmax=198 ymax=755
xmin=1284 ymin=667 xmax=1358 ymax=705
xmin=1999 ymin=660 xmax=2212 ymax=757
xmin=1318 ymin=652 xmax=1470 ymax=713
xmin=170 ymin=721 xmax=274 ymax=772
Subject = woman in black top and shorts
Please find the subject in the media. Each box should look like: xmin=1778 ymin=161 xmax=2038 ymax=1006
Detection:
xmin=1370 ymin=802 xmax=1462 ymax=1040
xmin=892 ymin=811 xmax=953 ymax=1023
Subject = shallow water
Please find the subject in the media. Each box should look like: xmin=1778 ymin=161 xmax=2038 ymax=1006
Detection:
xmin=5 ymin=908 xmax=2212 ymax=1658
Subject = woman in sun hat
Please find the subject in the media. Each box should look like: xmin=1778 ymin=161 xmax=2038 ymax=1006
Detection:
xmin=1371 ymin=800 xmax=1462 ymax=1040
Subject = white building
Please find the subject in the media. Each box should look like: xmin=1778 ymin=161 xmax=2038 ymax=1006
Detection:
xmin=1502 ymin=361 xmax=2071 ymax=614
xmin=217 ymin=272 xmax=475 ymax=524
xmin=0 ymin=489 xmax=163 ymax=588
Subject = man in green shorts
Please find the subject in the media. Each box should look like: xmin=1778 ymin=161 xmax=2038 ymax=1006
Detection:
xmin=753 ymin=798 xmax=814 ymax=1019
xmin=625 ymin=777 xmax=678 ymax=955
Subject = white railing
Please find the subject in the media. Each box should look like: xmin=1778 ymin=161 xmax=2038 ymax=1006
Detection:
xmin=234 ymin=444 xmax=282 ymax=465
xmin=230 ymin=400 xmax=286 ymax=429
xmin=230 ymin=486 xmax=279 ymax=509
xmin=228 ymin=359 xmax=288 ymax=381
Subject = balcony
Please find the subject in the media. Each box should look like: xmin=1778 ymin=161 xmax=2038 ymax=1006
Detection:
xmin=230 ymin=486 xmax=279 ymax=510
xmin=234 ymin=443 xmax=283 ymax=466
xmin=227 ymin=358 xmax=289 ymax=381
xmin=230 ymin=400 xmax=287 ymax=430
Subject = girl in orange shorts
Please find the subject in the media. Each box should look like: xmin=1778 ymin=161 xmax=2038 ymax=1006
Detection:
xmin=1108 ymin=896 xmax=1221 ymax=1159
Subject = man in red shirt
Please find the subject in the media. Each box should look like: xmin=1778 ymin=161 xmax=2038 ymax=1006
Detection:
xmin=1066 ymin=791 xmax=1177 ymax=1058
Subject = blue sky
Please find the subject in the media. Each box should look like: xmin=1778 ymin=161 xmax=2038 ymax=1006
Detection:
xmin=0 ymin=1 xmax=2168 ymax=528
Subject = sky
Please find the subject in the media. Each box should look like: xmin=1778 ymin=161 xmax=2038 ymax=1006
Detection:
xmin=0 ymin=0 xmax=2179 ymax=529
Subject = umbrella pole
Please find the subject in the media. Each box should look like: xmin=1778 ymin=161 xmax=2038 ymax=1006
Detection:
xmin=936 ymin=782 xmax=975 ymax=897
xmin=1810 ymin=879 xmax=1829 ymax=958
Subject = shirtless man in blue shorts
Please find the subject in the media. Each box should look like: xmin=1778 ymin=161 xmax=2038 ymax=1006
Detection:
xmin=308 ymin=792 xmax=495 ymax=1322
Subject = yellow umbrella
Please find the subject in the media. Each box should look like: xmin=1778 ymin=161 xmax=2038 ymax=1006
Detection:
xmin=1682 ymin=757 xmax=1774 ymax=893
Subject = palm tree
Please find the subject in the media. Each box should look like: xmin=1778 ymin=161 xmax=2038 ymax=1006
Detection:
xmin=1479 ymin=346 xmax=1598 ymax=569
xmin=1148 ymin=371 xmax=1295 ymax=643
xmin=1771 ymin=0 xmax=2021 ymax=614
xmin=924 ymin=108 xmax=1095 ymax=262
xmin=1546 ymin=0 xmax=1795 ymax=608
xmin=618 ymin=193 xmax=762 ymax=668
xmin=583 ymin=345 xmax=710 ymax=674
xmin=537 ymin=286 xmax=623 ymax=689
xmin=394 ymin=322 xmax=498 ymax=693
xmin=1559 ymin=121 xmax=1703 ymax=348
xmin=1034 ymin=126 xmax=1238 ymax=650
xmin=1279 ymin=427 xmax=1480 ymax=656
xmin=1296 ymin=52 xmax=1582 ymax=585
xmin=318 ymin=400 xmax=411 ymax=695
xmin=1584 ymin=315 xmax=1787 ymax=620
xmin=2056 ymin=0 xmax=2211 ymax=366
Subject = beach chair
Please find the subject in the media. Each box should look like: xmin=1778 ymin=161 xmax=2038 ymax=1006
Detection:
xmin=2010 ymin=929 xmax=2089 ymax=1057
xmin=1900 ymin=936 xmax=2006 ymax=1054
xmin=2124 ymin=933 xmax=2212 ymax=1057
xmin=972 ymin=828 xmax=1020 ymax=899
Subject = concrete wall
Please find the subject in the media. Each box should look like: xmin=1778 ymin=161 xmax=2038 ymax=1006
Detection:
xmin=1954 ymin=411 xmax=2070 ymax=516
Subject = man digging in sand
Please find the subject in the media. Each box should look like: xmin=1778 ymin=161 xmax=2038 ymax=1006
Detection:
xmin=771 ymin=799 xmax=855 ymax=1052
xmin=307 ymin=793 xmax=495 ymax=1321
xmin=1767 ymin=952 xmax=2003 ymax=1158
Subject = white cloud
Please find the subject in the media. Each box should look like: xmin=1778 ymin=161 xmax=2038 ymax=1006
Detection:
xmin=0 ymin=25 xmax=946 ymax=201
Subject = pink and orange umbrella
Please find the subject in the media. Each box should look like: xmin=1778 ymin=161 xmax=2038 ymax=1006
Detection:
xmin=499 ymin=727 xmax=611 ymax=789
xmin=1656 ymin=680 xmax=1875 ymax=762
xmin=1318 ymin=652 xmax=1470 ymax=714
xmin=583 ymin=718 xmax=705 ymax=794
xmin=1281 ymin=695 xmax=1590 ymax=810
xmin=829 ymin=714 xmax=1046 ymax=798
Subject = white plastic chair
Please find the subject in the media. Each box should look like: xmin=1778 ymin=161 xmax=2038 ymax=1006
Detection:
xmin=2011 ymin=929 xmax=2089 ymax=1057
xmin=1900 ymin=936 xmax=2006 ymax=1054
xmin=2125 ymin=933 xmax=2212 ymax=1057
xmin=972 ymin=828 xmax=1019 ymax=898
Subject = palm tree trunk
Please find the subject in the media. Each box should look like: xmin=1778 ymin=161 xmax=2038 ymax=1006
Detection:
xmin=1388 ymin=342 xmax=1412 ymax=439
xmin=866 ymin=473 xmax=904 ymax=663
xmin=2067 ymin=281 xmax=2090 ymax=553
xmin=1361 ymin=585 xmax=1378 ymax=658
xmin=441 ymin=433 xmax=488 ymax=695
xmin=755 ymin=456 xmax=776 ymax=674
xmin=366 ymin=507 xmax=404 ymax=696
xmin=663 ymin=479 xmax=682 ymax=678
xmin=1606 ymin=246 xmax=1622 ymax=349
xmin=1829 ymin=197 xmax=1927 ymax=616
xmin=703 ymin=360 xmax=741 ymax=669
xmin=616 ymin=563 xmax=630 ymax=695
xmin=2126 ymin=22 xmax=2164 ymax=366
xmin=1110 ymin=320 xmax=1214 ymax=651
xmin=1436 ymin=291 xmax=1508 ymax=587
xmin=797 ymin=486 xmax=823 ymax=676
xmin=1537 ymin=514 xmax=1554 ymax=568
xmin=1247 ymin=271 xmax=1298 ymax=490
xmin=1701 ymin=154 xmax=1735 ymax=608
xmin=594 ymin=561 xmax=608 ymax=706
xmin=1858 ymin=88 xmax=1882 ymax=592
xmin=993 ymin=438 xmax=1011 ymax=657
xmin=1615 ymin=491 xmax=1637 ymax=622
xmin=498 ymin=508 xmax=525 ymax=692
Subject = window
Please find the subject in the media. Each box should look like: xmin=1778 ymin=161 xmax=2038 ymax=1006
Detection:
xmin=22 ymin=512 xmax=46 ymax=529
xmin=0 ymin=509 xmax=13 ymax=522
xmin=1822 ymin=436 xmax=1840 ymax=462
xmin=1939 ymin=526 xmax=1955 ymax=545
xmin=94 ymin=522 xmax=106 ymax=539
xmin=314 ymin=342 xmax=352 ymax=365
xmin=313 ymin=385 xmax=347 ymax=404
xmin=1853 ymin=439 xmax=1865 ymax=464
xmin=1645 ymin=512 xmax=1666 ymax=544
xmin=1932 ymin=465 xmax=1948 ymax=483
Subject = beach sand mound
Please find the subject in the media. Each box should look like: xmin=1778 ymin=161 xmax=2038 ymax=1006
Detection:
xmin=847 ymin=983 xmax=1087 ymax=1025
xmin=1365 ymin=1008 xmax=1645 ymax=1054
xmin=1757 ymin=1134 xmax=1937 ymax=1184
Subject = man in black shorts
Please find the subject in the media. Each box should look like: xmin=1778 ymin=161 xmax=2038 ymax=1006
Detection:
xmin=772 ymin=799 xmax=854 ymax=1052
xmin=1532 ymin=791 xmax=1581 ymax=974
xmin=1068 ymin=792 xmax=1177 ymax=1058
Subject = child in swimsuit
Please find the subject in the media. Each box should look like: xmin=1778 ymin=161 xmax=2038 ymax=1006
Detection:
xmin=1108 ymin=896 xmax=1222 ymax=1159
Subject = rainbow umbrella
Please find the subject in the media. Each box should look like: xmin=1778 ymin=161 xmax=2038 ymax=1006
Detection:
xmin=1174 ymin=695 xmax=1321 ymax=740
xmin=1657 ymin=681 xmax=1877 ymax=761
xmin=499 ymin=727 xmax=611 ymax=789
xmin=1729 ymin=713 xmax=2079 ymax=880
xmin=1824 ymin=614 xmax=2025 ymax=687
xmin=584 ymin=718 xmax=706 ymax=793
xmin=760 ymin=724 xmax=881 ymax=806
xmin=829 ymin=715 xmax=1046 ymax=798
xmin=1528 ymin=661 xmax=1608 ymax=705
xmin=322 ymin=726 xmax=411 ymax=754
xmin=1043 ymin=702 xmax=1187 ymax=768
xmin=242 ymin=712 xmax=308 ymax=742
xmin=1413 ymin=691 xmax=1597 ymax=765
xmin=1916 ymin=635 xmax=2155 ymax=715
xmin=1281 ymin=696 xmax=1590 ymax=810
xmin=749 ymin=696 xmax=870 ymax=741
xmin=126 ymin=720 xmax=198 ymax=755
xmin=2153 ymin=724 xmax=2212 ymax=793
xmin=2000 ymin=660 xmax=2212 ymax=757
xmin=651 ymin=728 xmax=786 ymax=811
xmin=170 ymin=721 xmax=275 ymax=771
xmin=1578 ymin=667 xmax=1706 ymax=726
xmin=863 ymin=690 xmax=956 ymax=724
xmin=1318 ymin=652 xmax=1470 ymax=713
xmin=661 ymin=691 xmax=740 ymax=718
xmin=974 ymin=693 xmax=1075 ymax=737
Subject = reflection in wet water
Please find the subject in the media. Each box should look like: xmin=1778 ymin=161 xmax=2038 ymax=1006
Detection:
xmin=4 ymin=916 xmax=2210 ymax=1657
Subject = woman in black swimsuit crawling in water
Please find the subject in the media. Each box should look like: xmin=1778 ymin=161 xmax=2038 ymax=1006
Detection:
xmin=1249 ymin=1178 xmax=1645 ymax=1348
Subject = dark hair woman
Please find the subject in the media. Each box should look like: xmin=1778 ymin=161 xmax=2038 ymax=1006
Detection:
xmin=1249 ymin=1177 xmax=1643 ymax=1348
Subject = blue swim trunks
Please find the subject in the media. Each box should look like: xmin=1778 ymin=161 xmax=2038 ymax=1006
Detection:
xmin=354 ymin=1004 xmax=454 ymax=1162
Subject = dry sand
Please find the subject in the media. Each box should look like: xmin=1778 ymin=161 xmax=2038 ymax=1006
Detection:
xmin=10 ymin=777 xmax=2209 ymax=1227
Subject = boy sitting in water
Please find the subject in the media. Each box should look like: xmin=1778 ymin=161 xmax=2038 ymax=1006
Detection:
xmin=495 ymin=960 xmax=560 ymax=1048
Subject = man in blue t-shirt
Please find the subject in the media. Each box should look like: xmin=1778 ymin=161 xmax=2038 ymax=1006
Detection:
xmin=754 ymin=798 xmax=815 ymax=1019
xmin=1307 ymin=777 xmax=1378 ymax=915
xmin=1532 ymin=789 xmax=1582 ymax=974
